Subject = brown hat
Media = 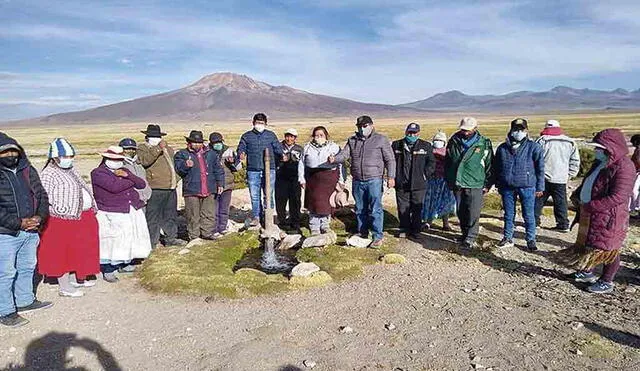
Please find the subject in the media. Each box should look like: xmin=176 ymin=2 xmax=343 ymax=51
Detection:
xmin=329 ymin=183 xmax=350 ymax=209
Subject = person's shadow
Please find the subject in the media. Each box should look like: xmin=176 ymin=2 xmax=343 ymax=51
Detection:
xmin=3 ymin=332 xmax=122 ymax=371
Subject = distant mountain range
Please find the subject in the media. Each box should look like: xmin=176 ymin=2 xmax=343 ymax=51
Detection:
xmin=5 ymin=73 xmax=640 ymax=124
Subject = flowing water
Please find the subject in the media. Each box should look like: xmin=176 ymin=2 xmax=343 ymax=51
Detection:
xmin=260 ymin=238 xmax=297 ymax=274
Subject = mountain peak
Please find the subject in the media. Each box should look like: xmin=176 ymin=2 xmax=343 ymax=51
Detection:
xmin=186 ymin=72 xmax=272 ymax=94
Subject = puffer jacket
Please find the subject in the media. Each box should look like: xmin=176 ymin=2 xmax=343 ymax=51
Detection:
xmin=445 ymin=131 xmax=494 ymax=189
xmin=392 ymin=138 xmax=435 ymax=191
xmin=535 ymin=134 xmax=580 ymax=183
xmin=237 ymin=129 xmax=283 ymax=171
xmin=334 ymin=130 xmax=396 ymax=181
xmin=494 ymin=137 xmax=545 ymax=192
xmin=0 ymin=133 xmax=49 ymax=236
xmin=572 ymin=129 xmax=636 ymax=252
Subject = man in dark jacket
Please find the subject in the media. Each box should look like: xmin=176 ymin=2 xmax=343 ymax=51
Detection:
xmin=330 ymin=115 xmax=396 ymax=248
xmin=276 ymin=128 xmax=304 ymax=232
xmin=493 ymin=118 xmax=545 ymax=251
xmin=175 ymin=130 xmax=224 ymax=241
xmin=392 ymin=123 xmax=436 ymax=238
xmin=0 ymin=133 xmax=52 ymax=327
xmin=445 ymin=117 xmax=494 ymax=250
xmin=237 ymin=113 xmax=284 ymax=226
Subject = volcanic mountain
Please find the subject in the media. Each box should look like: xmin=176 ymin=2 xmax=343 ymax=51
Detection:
xmin=23 ymin=73 xmax=414 ymax=124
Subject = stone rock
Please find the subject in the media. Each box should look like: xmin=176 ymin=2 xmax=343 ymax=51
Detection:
xmin=177 ymin=249 xmax=191 ymax=255
xmin=278 ymin=234 xmax=302 ymax=250
xmin=379 ymin=253 xmax=406 ymax=264
xmin=8 ymin=347 xmax=16 ymax=353
xmin=290 ymin=262 xmax=321 ymax=277
xmin=302 ymin=231 xmax=337 ymax=248
xmin=385 ymin=323 xmax=397 ymax=331
xmin=235 ymin=268 xmax=268 ymax=277
xmin=226 ymin=220 xmax=244 ymax=233
xmin=570 ymin=321 xmax=584 ymax=331
xmin=346 ymin=235 xmax=372 ymax=248
xmin=339 ymin=326 xmax=353 ymax=334
xmin=289 ymin=271 xmax=333 ymax=287
xmin=303 ymin=359 xmax=316 ymax=368
xmin=624 ymin=286 xmax=637 ymax=294
xmin=186 ymin=238 xmax=204 ymax=248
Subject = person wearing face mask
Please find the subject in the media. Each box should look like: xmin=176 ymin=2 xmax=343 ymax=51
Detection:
xmin=91 ymin=146 xmax=152 ymax=283
xmin=630 ymin=134 xmax=640 ymax=218
xmin=391 ymin=123 xmax=435 ymax=239
xmin=174 ymin=131 xmax=224 ymax=241
xmin=423 ymin=131 xmax=456 ymax=232
xmin=444 ymin=117 xmax=494 ymax=251
xmin=329 ymin=116 xmax=396 ymax=248
xmin=38 ymin=138 xmax=99 ymax=298
xmin=137 ymin=124 xmax=185 ymax=248
xmin=0 ymin=132 xmax=51 ymax=328
xmin=493 ymin=118 xmax=545 ymax=251
xmin=275 ymin=128 xmax=304 ymax=233
xmin=298 ymin=126 xmax=345 ymax=235
xmin=237 ymin=113 xmax=285 ymax=227
xmin=119 ymin=138 xmax=152 ymax=206
xmin=559 ymin=129 xmax=635 ymax=294
xmin=209 ymin=132 xmax=242 ymax=236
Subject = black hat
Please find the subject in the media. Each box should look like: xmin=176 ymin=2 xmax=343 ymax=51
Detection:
xmin=356 ymin=115 xmax=374 ymax=126
xmin=405 ymin=122 xmax=420 ymax=133
xmin=185 ymin=130 xmax=204 ymax=143
xmin=253 ymin=113 xmax=268 ymax=123
xmin=209 ymin=132 xmax=224 ymax=143
xmin=118 ymin=138 xmax=137 ymax=149
xmin=141 ymin=124 xmax=167 ymax=137
xmin=510 ymin=118 xmax=528 ymax=131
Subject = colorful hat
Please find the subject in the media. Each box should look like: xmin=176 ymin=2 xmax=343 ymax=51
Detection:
xmin=48 ymin=138 xmax=76 ymax=159
xmin=100 ymin=145 xmax=126 ymax=160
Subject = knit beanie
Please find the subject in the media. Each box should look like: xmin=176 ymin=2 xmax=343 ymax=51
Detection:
xmin=48 ymin=138 xmax=76 ymax=158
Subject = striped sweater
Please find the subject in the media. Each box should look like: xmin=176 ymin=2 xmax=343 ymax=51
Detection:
xmin=41 ymin=164 xmax=96 ymax=220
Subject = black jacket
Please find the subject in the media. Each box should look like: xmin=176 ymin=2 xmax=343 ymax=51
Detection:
xmin=276 ymin=141 xmax=304 ymax=181
xmin=392 ymin=138 xmax=436 ymax=191
xmin=0 ymin=134 xmax=49 ymax=236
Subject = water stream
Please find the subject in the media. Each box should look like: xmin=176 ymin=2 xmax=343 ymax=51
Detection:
xmin=260 ymin=238 xmax=297 ymax=274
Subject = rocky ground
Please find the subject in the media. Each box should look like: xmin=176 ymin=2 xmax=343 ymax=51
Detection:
xmin=1 ymin=189 xmax=639 ymax=370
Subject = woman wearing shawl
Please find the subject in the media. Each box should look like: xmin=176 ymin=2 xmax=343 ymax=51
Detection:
xmin=560 ymin=129 xmax=635 ymax=294
xmin=422 ymin=131 xmax=456 ymax=231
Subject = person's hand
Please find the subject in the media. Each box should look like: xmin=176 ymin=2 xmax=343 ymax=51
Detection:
xmin=282 ymin=154 xmax=290 ymax=162
xmin=21 ymin=218 xmax=39 ymax=231
xmin=185 ymin=159 xmax=194 ymax=168
xmin=31 ymin=216 xmax=42 ymax=226
xmin=217 ymin=186 xmax=224 ymax=195
xmin=328 ymin=154 xmax=335 ymax=163
xmin=482 ymin=188 xmax=489 ymax=195
xmin=387 ymin=178 xmax=395 ymax=188
xmin=225 ymin=156 xmax=234 ymax=163
xmin=114 ymin=169 xmax=128 ymax=177
xmin=158 ymin=140 xmax=167 ymax=149
xmin=239 ymin=152 xmax=247 ymax=161
xmin=300 ymin=182 xmax=305 ymax=189
xmin=535 ymin=191 xmax=544 ymax=198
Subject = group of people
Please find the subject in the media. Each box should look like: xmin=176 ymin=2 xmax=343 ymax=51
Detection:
xmin=1 ymin=112 xmax=638 ymax=328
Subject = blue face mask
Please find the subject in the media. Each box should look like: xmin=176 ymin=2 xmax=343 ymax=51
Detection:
xmin=594 ymin=148 xmax=608 ymax=162
xmin=405 ymin=135 xmax=418 ymax=144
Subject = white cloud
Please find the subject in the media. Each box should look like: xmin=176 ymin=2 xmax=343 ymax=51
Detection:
xmin=119 ymin=58 xmax=132 ymax=65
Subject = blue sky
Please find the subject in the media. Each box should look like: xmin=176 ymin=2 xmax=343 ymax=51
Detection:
xmin=2 ymin=0 xmax=640 ymax=120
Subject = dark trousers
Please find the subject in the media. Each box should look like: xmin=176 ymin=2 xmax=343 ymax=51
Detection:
xmin=396 ymin=188 xmax=427 ymax=233
xmin=455 ymin=188 xmax=483 ymax=244
xmin=275 ymin=177 xmax=302 ymax=228
xmin=534 ymin=181 xmax=570 ymax=228
xmin=146 ymin=189 xmax=178 ymax=246
xmin=184 ymin=195 xmax=217 ymax=240
xmin=216 ymin=190 xmax=233 ymax=233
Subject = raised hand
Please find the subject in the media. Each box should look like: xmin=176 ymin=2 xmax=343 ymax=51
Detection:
xmin=328 ymin=154 xmax=336 ymax=163
xmin=186 ymin=159 xmax=194 ymax=168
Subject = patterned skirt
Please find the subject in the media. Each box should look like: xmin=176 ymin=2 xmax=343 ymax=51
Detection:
xmin=422 ymin=177 xmax=456 ymax=221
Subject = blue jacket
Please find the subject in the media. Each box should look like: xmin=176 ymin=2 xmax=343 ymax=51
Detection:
xmin=174 ymin=147 xmax=225 ymax=197
xmin=237 ymin=129 xmax=284 ymax=171
xmin=494 ymin=137 xmax=545 ymax=192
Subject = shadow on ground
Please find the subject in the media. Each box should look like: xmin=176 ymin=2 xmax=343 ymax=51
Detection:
xmin=584 ymin=322 xmax=640 ymax=349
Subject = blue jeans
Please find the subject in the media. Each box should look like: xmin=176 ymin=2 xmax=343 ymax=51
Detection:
xmin=352 ymin=178 xmax=384 ymax=241
xmin=0 ymin=231 xmax=39 ymax=316
xmin=500 ymin=187 xmax=537 ymax=242
xmin=247 ymin=170 xmax=276 ymax=219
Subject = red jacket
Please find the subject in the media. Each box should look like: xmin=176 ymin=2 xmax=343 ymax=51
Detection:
xmin=577 ymin=129 xmax=635 ymax=251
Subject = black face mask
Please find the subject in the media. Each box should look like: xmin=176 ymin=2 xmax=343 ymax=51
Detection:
xmin=0 ymin=156 xmax=19 ymax=169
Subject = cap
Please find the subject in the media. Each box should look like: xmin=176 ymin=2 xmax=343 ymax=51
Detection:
xmin=405 ymin=123 xmax=420 ymax=133
xmin=545 ymin=119 xmax=560 ymax=128
xmin=510 ymin=118 xmax=528 ymax=131
xmin=356 ymin=115 xmax=374 ymax=126
xmin=459 ymin=117 xmax=478 ymax=131
xmin=284 ymin=128 xmax=298 ymax=137
xmin=253 ymin=113 xmax=268 ymax=123
xmin=209 ymin=132 xmax=224 ymax=143
xmin=118 ymin=138 xmax=137 ymax=149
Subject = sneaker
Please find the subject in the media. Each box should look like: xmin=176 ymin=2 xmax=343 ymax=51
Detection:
xmin=422 ymin=223 xmax=431 ymax=231
xmin=118 ymin=265 xmax=138 ymax=273
xmin=165 ymin=238 xmax=187 ymax=247
xmin=550 ymin=226 xmax=570 ymax=233
xmin=103 ymin=272 xmax=119 ymax=283
xmin=0 ymin=312 xmax=29 ymax=328
xmin=398 ymin=231 xmax=407 ymax=239
xmin=573 ymin=271 xmax=598 ymax=283
xmin=587 ymin=280 xmax=614 ymax=294
xmin=16 ymin=300 xmax=53 ymax=314
xmin=460 ymin=241 xmax=478 ymax=251
xmin=219 ymin=229 xmax=231 ymax=235
xmin=496 ymin=238 xmax=514 ymax=249
xmin=70 ymin=280 xmax=96 ymax=288
xmin=59 ymin=290 xmax=84 ymax=298
xmin=526 ymin=240 xmax=538 ymax=251
xmin=369 ymin=239 xmax=384 ymax=249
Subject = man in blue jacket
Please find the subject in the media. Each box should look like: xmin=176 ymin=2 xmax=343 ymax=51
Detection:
xmin=175 ymin=130 xmax=224 ymax=241
xmin=493 ymin=118 xmax=545 ymax=251
xmin=237 ymin=113 xmax=284 ymax=227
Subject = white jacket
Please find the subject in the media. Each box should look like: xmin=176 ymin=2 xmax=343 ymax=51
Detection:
xmin=298 ymin=141 xmax=344 ymax=184
xmin=535 ymin=134 xmax=581 ymax=184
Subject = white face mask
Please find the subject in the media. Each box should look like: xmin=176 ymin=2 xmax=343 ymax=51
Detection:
xmin=254 ymin=124 xmax=266 ymax=133
xmin=314 ymin=137 xmax=327 ymax=146
xmin=432 ymin=140 xmax=446 ymax=149
xmin=105 ymin=160 xmax=123 ymax=170
xmin=357 ymin=125 xmax=373 ymax=137
xmin=57 ymin=158 xmax=74 ymax=169
xmin=511 ymin=130 xmax=527 ymax=142
xmin=147 ymin=137 xmax=162 ymax=146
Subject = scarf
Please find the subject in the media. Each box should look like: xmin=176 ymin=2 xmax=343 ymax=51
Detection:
xmin=461 ymin=132 xmax=480 ymax=151
xmin=540 ymin=127 xmax=564 ymax=136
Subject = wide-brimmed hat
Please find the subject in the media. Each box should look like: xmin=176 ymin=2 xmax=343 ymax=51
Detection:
xmin=329 ymin=183 xmax=350 ymax=209
xmin=141 ymin=124 xmax=166 ymax=137
xmin=459 ymin=117 xmax=478 ymax=131
xmin=185 ymin=130 xmax=204 ymax=143
xmin=48 ymin=138 xmax=76 ymax=158
xmin=100 ymin=145 xmax=126 ymax=160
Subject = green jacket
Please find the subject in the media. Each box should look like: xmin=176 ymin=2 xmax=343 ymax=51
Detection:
xmin=445 ymin=132 xmax=494 ymax=189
